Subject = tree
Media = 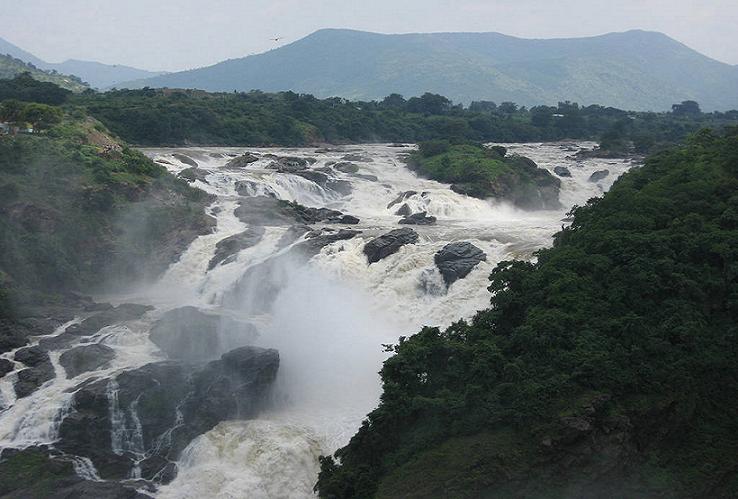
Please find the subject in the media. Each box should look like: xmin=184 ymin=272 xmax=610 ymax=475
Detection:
xmin=406 ymin=93 xmax=452 ymax=115
xmin=381 ymin=93 xmax=406 ymax=109
xmin=19 ymin=103 xmax=63 ymax=130
xmin=469 ymin=101 xmax=497 ymax=113
xmin=672 ymin=100 xmax=701 ymax=116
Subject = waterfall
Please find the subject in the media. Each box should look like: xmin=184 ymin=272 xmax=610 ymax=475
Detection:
xmin=0 ymin=143 xmax=631 ymax=497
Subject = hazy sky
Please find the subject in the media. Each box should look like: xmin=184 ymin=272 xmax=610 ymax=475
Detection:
xmin=2 ymin=0 xmax=737 ymax=71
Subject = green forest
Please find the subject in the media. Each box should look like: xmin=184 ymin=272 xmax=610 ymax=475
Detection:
xmin=315 ymin=127 xmax=738 ymax=498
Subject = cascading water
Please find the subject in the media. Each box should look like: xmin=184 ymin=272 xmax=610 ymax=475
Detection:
xmin=0 ymin=142 xmax=633 ymax=497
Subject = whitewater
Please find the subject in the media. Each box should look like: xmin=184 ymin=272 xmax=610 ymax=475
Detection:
xmin=0 ymin=143 xmax=632 ymax=497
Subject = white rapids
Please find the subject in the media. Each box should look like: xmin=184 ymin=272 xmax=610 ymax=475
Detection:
xmin=0 ymin=142 xmax=633 ymax=498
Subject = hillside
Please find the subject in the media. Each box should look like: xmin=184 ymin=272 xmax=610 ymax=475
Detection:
xmin=118 ymin=29 xmax=738 ymax=111
xmin=0 ymin=36 xmax=164 ymax=89
xmin=0 ymin=54 xmax=87 ymax=92
xmin=316 ymin=128 xmax=738 ymax=497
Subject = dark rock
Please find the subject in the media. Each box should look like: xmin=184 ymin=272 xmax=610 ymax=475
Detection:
xmin=301 ymin=229 xmax=361 ymax=255
xmin=208 ymin=227 xmax=266 ymax=270
xmin=364 ymin=228 xmax=419 ymax=264
xmin=14 ymin=360 xmax=54 ymax=398
xmin=351 ymin=173 xmax=379 ymax=182
xmin=14 ymin=345 xmax=50 ymax=367
xmin=387 ymin=191 xmax=417 ymax=209
xmin=554 ymin=166 xmax=572 ymax=177
xmin=434 ymin=242 xmax=487 ymax=287
xmin=588 ymin=169 xmax=610 ymax=183
xmin=341 ymin=153 xmax=373 ymax=163
xmin=399 ymin=212 xmax=437 ymax=225
xmin=290 ymin=204 xmax=360 ymax=225
xmin=0 ymin=318 xmax=31 ymax=355
xmin=235 ymin=196 xmax=304 ymax=226
xmin=336 ymin=214 xmax=360 ymax=225
xmin=38 ymin=332 xmax=78 ymax=351
xmin=59 ymin=344 xmax=116 ymax=378
xmin=0 ymin=358 xmax=13 ymax=378
xmin=63 ymin=304 xmax=153 ymax=339
xmin=225 ymin=153 xmax=259 ymax=168
xmin=178 ymin=167 xmax=209 ymax=184
xmin=266 ymin=156 xmax=315 ymax=173
xmin=149 ymin=306 xmax=259 ymax=362
xmin=235 ymin=180 xmax=278 ymax=198
xmin=0 ymin=447 xmax=149 ymax=498
xmin=395 ymin=204 xmax=412 ymax=217
xmin=172 ymin=153 xmax=198 ymax=167
xmin=294 ymin=170 xmax=352 ymax=196
xmin=333 ymin=162 xmax=360 ymax=173
xmin=57 ymin=346 xmax=279 ymax=482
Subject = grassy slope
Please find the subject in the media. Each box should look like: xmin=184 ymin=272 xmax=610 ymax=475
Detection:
xmin=0 ymin=109 xmax=212 ymax=312
xmin=316 ymin=128 xmax=738 ymax=498
xmin=0 ymin=54 xmax=87 ymax=92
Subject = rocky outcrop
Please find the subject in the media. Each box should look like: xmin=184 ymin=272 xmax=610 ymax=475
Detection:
xmin=387 ymin=191 xmax=418 ymax=209
xmin=333 ymin=162 xmax=360 ymax=173
xmin=294 ymin=170 xmax=353 ymax=196
xmin=172 ymin=153 xmax=198 ymax=167
xmin=364 ymin=228 xmax=419 ymax=264
xmin=149 ymin=306 xmax=259 ymax=362
xmin=208 ymin=227 xmax=266 ymax=270
xmin=588 ymin=169 xmax=610 ymax=183
xmin=434 ymin=242 xmax=487 ymax=287
xmin=0 ymin=358 xmax=13 ymax=378
xmin=554 ymin=166 xmax=571 ymax=177
xmin=60 ymin=344 xmax=116 ymax=378
xmin=399 ymin=212 xmax=437 ymax=225
xmin=40 ymin=304 xmax=153 ymax=351
xmin=225 ymin=153 xmax=259 ymax=168
xmin=13 ymin=345 xmax=55 ymax=398
xmin=265 ymin=156 xmax=315 ymax=173
xmin=0 ymin=446 xmax=150 ymax=498
xmin=57 ymin=346 xmax=279 ymax=482
xmin=395 ymin=204 xmax=412 ymax=217
xmin=178 ymin=167 xmax=209 ymax=184
xmin=341 ymin=153 xmax=373 ymax=163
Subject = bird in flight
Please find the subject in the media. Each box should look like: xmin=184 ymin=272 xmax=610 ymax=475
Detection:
xmin=270 ymin=37 xmax=283 ymax=42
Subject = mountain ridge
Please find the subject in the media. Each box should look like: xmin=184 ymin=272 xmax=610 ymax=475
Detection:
xmin=0 ymin=35 xmax=164 ymax=89
xmin=117 ymin=28 xmax=738 ymax=111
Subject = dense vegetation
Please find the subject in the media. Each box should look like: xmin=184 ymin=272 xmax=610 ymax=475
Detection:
xmin=64 ymin=85 xmax=738 ymax=150
xmin=0 ymin=101 xmax=212 ymax=317
xmin=316 ymin=128 xmax=738 ymax=498
xmin=0 ymin=57 xmax=86 ymax=92
xmin=406 ymin=141 xmax=561 ymax=209
xmin=117 ymin=29 xmax=738 ymax=112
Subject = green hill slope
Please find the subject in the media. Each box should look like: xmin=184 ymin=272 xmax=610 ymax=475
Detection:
xmin=0 ymin=54 xmax=87 ymax=92
xmin=316 ymin=127 xmax=738 ymax=498
xmin=119 ymin=29 xmax=738 ymax=111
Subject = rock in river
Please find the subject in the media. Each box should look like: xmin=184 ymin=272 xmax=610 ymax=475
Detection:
xmin=434 ymin=242 xmax=487 ymax=287
xmin=363 ymin=228 xmax=419 ymax=264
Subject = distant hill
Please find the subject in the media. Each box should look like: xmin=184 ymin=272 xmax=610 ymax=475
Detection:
xmin=119 ymin=29 xmax=738 ymax=111
xmin=0 ymin=36 xmax=164 ymax=89
xmin=0 ymin=54 xmax=87 ymax=92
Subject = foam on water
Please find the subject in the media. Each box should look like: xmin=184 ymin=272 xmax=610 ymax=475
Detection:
xmin=0 ymin=143 xmax=630 ymax=497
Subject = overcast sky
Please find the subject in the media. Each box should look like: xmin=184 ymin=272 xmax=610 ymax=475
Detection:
xmin=2 ymin=0 xmax=736 ymax=71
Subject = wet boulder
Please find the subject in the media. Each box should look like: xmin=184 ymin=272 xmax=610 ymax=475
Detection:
xmin=225 ymin=153 xmax=259 ymax=168
xmin=387 ymin=191 xmax=418 ymax=209
xmin=395 ymin=204 xmax=412 ymax=217
xmin=341 ymin=153 xmax=373 ymax=163
xmin=554 ymin=166 xmax=572 ymax=177
xmin=399 ymin=212 xmax=437 ymax=225
xmin=434 ymin=242 xmax=487 ymax=287
xmin=208 ymin=227 xmax=266 ymax=270
xmin=57 ymin=346 xmax=279 ymax=482
xmin=149 ymin=306 xmax=259 ymax=362
xmin=0 ymin=358 xmax=13 ymax=378
xmin=363 ymin=228 xmax=419 ymax=264
xmin=332 ymin=162 xmax=360 ymax=173
xmin=14 ymin=360 xmax=54 ymax=398
xmin=14 ymin=345 xmax=50 ymax=367
xmin=172 ymin=153 xmax=198 ymax=167
xmin=588 ymin=170 xmax=610 ymax=183
xmin=294 ymin=170 xmax=352 ymax=196
xmin=178 ymin=167 xmax=209 ymax=184
xmin=63 ymin=304 xmax=153 ymax=338
xmin=59 ymin=344 xmax=116 ymax=378
xmin=266 ymin=156 xmax=315 ymax=173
